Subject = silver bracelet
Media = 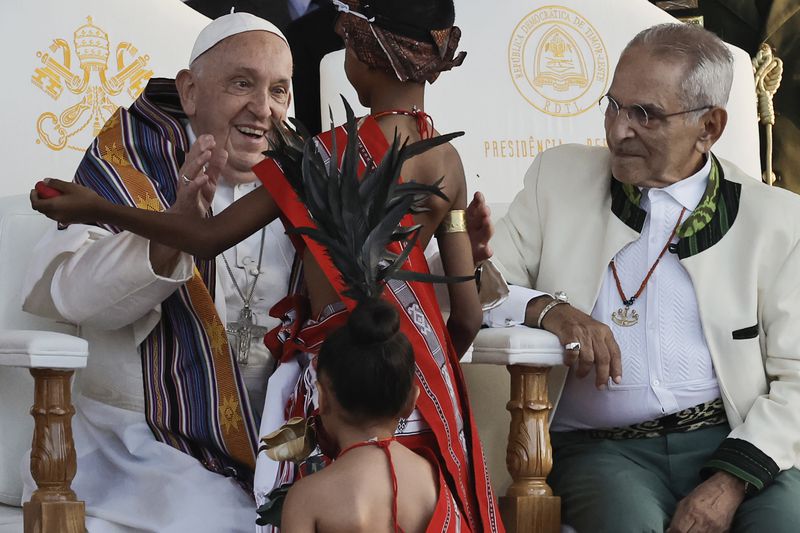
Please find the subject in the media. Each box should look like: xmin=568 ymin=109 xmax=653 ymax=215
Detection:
xmin=536 ymin=291 xmax=569 ymax=329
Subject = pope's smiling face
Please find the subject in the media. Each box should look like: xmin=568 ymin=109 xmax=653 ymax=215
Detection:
xmin=179 ymin=31 xmax=293 ymax=184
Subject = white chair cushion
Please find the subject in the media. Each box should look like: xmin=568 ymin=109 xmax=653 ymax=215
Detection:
xmin=0 ymin=330 xmax=88 ymax=369
xmin=469 ymin=325 xmax=564 ymax=367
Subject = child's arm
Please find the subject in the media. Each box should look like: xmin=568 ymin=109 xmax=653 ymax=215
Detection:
xmin=31 ymin=178 xmax=279 ymax=259
xmin=436 ymin=156 xmax=482 ymax=357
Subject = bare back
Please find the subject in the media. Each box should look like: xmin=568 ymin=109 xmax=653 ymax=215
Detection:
xmin=304 ymin=115 xmax=469 ymax=317
xmin=282 ymin=441 xmax=438 ymax=533
xmin=375 ymin=116 xmax=467 ymax=248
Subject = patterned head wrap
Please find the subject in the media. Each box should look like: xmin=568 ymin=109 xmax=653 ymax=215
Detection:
xmin=332 ymin=0 xmax=466 ymax=84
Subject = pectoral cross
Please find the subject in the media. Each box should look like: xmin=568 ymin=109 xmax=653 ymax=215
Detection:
xmin=226 ymin=305 xmax=269 ymax=366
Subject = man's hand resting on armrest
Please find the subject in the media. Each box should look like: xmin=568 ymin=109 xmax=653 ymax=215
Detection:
xmin=525 ymin=295 xmax=622 ymax=389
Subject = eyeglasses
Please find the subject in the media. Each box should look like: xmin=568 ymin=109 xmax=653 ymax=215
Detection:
xmin=599 ymin=94 xmax=713 ymax=128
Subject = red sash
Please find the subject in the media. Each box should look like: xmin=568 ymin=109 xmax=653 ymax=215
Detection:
xmin=419 ymin=448 xmax=473 ymax=533
xmin=252 ymin=117 xmax=503 ymax=532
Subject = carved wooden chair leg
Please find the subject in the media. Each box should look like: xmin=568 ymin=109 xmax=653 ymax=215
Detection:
xmin=23 ymin=369 xmax=85 ymax=533
xmin=499 ymin=365 xmax=560 ymax=533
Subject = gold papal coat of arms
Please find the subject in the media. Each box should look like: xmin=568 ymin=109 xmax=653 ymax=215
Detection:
xmin=31 ymin=16 xmax=153 ymax=151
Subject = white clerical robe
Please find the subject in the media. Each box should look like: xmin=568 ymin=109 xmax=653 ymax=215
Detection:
xmin=21 ymin=183 xmax=293 ymax=532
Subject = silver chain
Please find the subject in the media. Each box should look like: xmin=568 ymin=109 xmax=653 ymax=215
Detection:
xmin=220 ymin=228 xmax=267 ymax=307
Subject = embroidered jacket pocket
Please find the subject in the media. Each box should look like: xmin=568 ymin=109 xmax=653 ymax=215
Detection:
xmin=732 ymin=324 xmax=759 ymax=340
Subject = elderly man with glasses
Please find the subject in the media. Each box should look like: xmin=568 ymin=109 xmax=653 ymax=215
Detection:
xmin=478 ymin=22 xmax=800 ymax=532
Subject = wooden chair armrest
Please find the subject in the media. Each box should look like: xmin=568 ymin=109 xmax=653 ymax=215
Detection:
xmin=0 ymin=329 xmax=86 ymax=533
xmin=464 ymin=326 xmax=563 ymax=533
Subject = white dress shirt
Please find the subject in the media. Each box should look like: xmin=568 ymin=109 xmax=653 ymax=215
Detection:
xmin=487 ymin=158 xmax=721 ymax=430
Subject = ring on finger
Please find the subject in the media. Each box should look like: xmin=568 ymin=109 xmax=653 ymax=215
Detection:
xmin=565 ymin=341 xmax=581 ymax=351
xmin=181 ymin=175 xmax=191 ymax=185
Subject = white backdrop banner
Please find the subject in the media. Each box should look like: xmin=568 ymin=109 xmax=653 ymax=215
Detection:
xmin=1 ymin=0 xmax=209 ymax=197
xmin=321 ymin=0 xmax=761 ymax=203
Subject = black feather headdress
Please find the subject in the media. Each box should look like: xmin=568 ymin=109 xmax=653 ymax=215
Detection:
xmin=264 ymin=97 xmax=472 ymax=302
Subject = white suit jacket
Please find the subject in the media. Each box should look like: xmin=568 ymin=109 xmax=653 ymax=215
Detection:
xmin=491 ymin=144 xmax=800 ymax=478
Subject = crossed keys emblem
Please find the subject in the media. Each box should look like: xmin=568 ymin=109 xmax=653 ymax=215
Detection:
xmin=31 ymin=16 xmax=153 ymax=151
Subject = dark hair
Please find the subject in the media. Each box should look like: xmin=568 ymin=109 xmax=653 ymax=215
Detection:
xmin=317 ymin=298 xmax=415 ymax=422
xmin=353 ymin=0 xmax=456 ymax=41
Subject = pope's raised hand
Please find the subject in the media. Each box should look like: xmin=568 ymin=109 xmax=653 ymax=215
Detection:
xmin=174 ymin=134 xmax=228 ymax=217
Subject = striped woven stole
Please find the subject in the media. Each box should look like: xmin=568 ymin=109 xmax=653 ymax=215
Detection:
xmin=74 ymin=84 xmax=258 ymax=484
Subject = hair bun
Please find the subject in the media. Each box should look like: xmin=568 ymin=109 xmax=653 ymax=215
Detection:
xmin=347 ymin=299 xmax=401 ymax=345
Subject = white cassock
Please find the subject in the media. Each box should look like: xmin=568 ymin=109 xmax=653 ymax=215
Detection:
xmin=20 ymin=177 xmax=294 ymax=533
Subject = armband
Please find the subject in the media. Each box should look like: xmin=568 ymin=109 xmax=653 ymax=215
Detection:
xmin=437 ymin=209 xmax=467 ymax=234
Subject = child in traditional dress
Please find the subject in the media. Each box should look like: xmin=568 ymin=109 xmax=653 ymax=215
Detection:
xmin=280 ymin=298 xmax=468 ymax=532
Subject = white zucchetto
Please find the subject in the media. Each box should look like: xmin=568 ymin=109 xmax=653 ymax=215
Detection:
xmin=189 ymin=12 xmax=289 ymax=64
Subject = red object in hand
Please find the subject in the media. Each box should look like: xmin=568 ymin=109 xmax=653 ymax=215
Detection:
xmin=35 ymin=181 xmax=62 ymax=199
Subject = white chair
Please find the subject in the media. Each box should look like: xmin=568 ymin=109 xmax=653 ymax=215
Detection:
xmin=454 ymin=198 xmax=566 ymax=533
xmin=465 ymin=326 xmax=565 ymax=533
xmin=0 ymin=195 xmax=89 ymax=533
xmin=2 ymin=2 xmax=208 ymax=529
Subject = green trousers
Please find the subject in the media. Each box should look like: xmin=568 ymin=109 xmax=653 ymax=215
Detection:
xmin=548 ymin=425 xmax=800 ymax=533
